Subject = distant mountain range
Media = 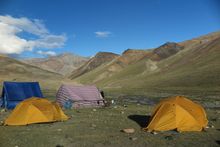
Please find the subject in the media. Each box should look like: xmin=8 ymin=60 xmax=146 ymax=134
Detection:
xmin=0 ymin=54 xmax=63 ymax=90
xmin=1 ymin=31 xmax=220 ymax=96
xmin=22 ymin=53 xmax=89 ymax=75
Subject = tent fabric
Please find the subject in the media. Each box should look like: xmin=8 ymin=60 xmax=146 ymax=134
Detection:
xmin=1 ymin=81 xmax=43 ymax=109
xmin=5 ymin=97 xmax=68 ymax=126
xmin=56 ymin=85 xmax=104 ymax=108
xmin=145 ymin=96 xmax=208 ymax=132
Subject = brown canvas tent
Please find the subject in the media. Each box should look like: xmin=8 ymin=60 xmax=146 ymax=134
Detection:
xmin=56 ymin=85 xmax=104 ymax=108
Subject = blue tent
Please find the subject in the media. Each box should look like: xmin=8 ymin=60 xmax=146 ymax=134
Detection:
xmin=1 ymin=81 xmax=44 ymax=109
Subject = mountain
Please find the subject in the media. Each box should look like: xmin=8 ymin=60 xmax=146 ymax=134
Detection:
xmin=69 ymin=52 xmax=119 ymax=79
xmin=69 ymin=31 xmax=220 ymax=95
xmin=0 ymin=55 xmax=63 ymax=90
xmin=23 ymin=53 xmax=89 ymax=75
xmin=152 ymin=42 xmax=184 ymax=59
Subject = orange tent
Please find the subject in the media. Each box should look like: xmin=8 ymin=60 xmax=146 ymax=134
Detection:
xmin=5 ymin=97 xmax=68 ymax=125
xmin=145 ymin=96 xmax=208 ymax=132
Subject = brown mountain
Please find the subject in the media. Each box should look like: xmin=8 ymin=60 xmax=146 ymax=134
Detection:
xmin=69 ymin=52 xmax=119 ymax=79
xmin=0 ymin=55 xmax=63 ymax=90
xmin=153 ymin=42 xmax=184 ymax=60
xmin=68 ymin=42 xmax=185 ymax=83
xmin=69 ymin=31 xmax=220 ymax=96
xmin=23 ymin=53 xmax=89 ymax=75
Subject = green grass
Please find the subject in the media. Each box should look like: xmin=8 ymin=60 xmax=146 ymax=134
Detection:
xmin=0 ymin=97 xmax=220 ymax=147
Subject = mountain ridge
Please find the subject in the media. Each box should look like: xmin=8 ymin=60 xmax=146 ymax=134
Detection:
xmin=22 ymin=53 xmax=89 ymax=75
xmin=68 ymin=31 xmax=220 ymax=95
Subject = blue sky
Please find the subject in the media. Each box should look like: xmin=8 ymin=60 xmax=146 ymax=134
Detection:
xmin=0 ymin=0 xmax=219 ymax=58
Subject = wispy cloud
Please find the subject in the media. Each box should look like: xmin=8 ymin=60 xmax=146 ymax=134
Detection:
xmin=0 ymin=15 xmax=66 ymax=54
xmin=37 ymin=50 xmax=57 ymax=56
xmin=95 ymin=31 xmax=111 ymax=38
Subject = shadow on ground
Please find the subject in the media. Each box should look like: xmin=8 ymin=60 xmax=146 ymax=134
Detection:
xmin=216 ymin=140 xmax=220 ymax=145
xmin=128 ymin=115 xmax=151 ymax=128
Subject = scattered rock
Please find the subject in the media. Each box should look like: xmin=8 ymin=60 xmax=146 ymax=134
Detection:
xmin=121 ymin=128 xmax=135 ymax=134
xmin=121 ymin=111 xmax=124 ymax=114
xmin=113 ymin=106 xmax=118 ymax=109
xmin=14 ymin=145 xmax=18 ymax=147
xmin=93 ymin=109 xmax=97 ymax=112
xmin=152 ymin=131 xmax=158 ymax=135
xmin=91 ymin=124 xmax=96 ymax=128
xmin=57 ymin=129 xmax=62 ymax=131
xmin=211 ymin=125 xmax=215 ymax=128
xmin=129 ymin=137 xmax=138 ymax=141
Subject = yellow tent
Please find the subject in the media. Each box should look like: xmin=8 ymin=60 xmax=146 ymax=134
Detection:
xmin=145 ymin=96 xmax=208 ymax=132
xmin=5 ymin=97 xmax=68 ymax=125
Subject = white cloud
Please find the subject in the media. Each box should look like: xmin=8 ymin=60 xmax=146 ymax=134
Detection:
xmin=37 ymin=50 xmax=57 ymax=56
xmin=0 ymin=15 xmax=66 ymax=54
xmin=95 ymin=31 xmax=111 ymax=38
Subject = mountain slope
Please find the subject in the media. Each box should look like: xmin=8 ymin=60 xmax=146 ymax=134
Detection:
xmin=69 ymin=52 xmax=119 ymax=79
xmin=0 ymin=55 xmax=63 ymax=90
xmin=23 ymin=53 xmax=89 ymax=75
xmin=70 ymin=31 xmax=220 ymax=95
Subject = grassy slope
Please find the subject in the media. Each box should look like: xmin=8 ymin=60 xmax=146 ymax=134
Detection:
xmin=74 ymin=36 xmax=220 ymax=96
xmin=0 ymin=55 xmax=63 ymax=93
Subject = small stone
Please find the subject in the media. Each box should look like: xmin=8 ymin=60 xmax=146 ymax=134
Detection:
xmin=91 ymin=124 xmax=96 ymax=128
xmin=57 ymin=129 xmax=62 ymax=131
xmin=211 ymin=125 xmax=215 ymax=128
xmin=121 ymin=111 xmax=124 ymax=114
xmin=113 ymin=106 xmax=117 ymax=109
xmin=93 ymin=109 xmax=97 ymax=112
xmin=152 ymin=131 xmax=158 ymax=135
xmin=121 ymin=128 xmax=135 ymax=134
xmin=129 ymin=137 xmax=138 ymax=141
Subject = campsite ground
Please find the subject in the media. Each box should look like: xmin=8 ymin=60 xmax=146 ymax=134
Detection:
xmin=0 ymin=92 xmax=220 ymax=147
